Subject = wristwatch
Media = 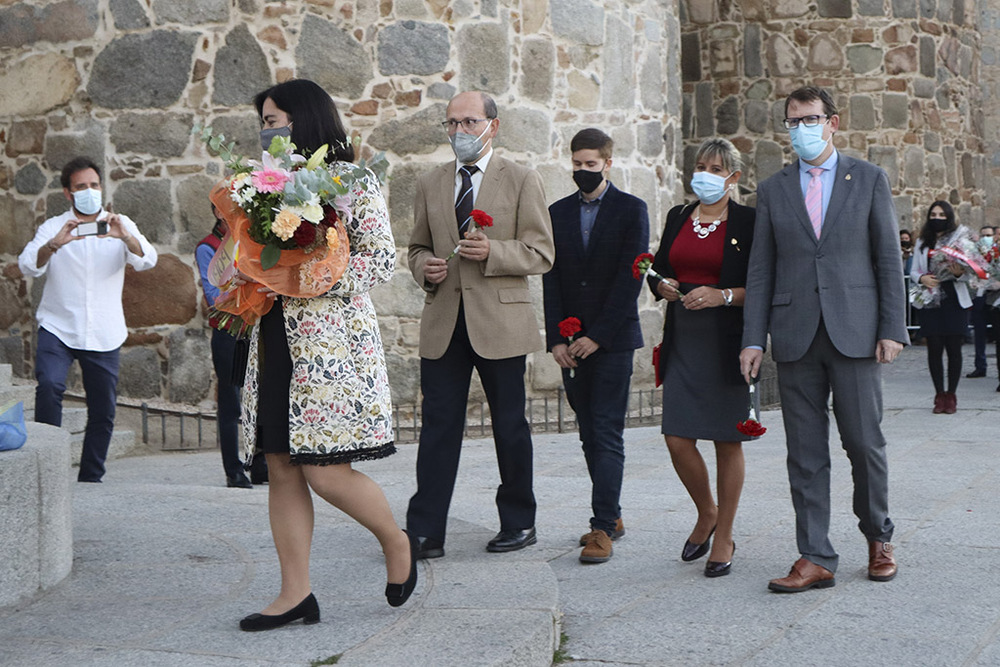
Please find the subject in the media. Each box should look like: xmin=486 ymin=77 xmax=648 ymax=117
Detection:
xmin=722 ymin=288 xmax=734 ymax=306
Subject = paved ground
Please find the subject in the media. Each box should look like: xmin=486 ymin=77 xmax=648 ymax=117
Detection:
xmin=1 ymin=343 xmax=998 ymax=666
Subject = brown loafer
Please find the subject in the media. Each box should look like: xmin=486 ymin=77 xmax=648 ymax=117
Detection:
xmin=868 ymin=541 xmax=897 ymax=581
xmin=579 ymin=530 xmax=613 ymax=563
xmin=768 ymin=558 xmax=835 ymax=593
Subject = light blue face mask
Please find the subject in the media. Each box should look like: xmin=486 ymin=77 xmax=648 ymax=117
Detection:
xmin=72 ymin=187 xmax=102 ymax=216
xmin=789 ymin=123 xmax=829 ymax=162
xmin=690 ymin=171 xmax=730 ymax=205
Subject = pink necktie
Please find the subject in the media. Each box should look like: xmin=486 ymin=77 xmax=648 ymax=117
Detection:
xmin=806 ymin=167 xmax=823 ymax=239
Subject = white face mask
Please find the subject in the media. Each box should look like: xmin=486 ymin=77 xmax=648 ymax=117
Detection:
xmin=72 ymin=187 xmax=102 ymax=216
xmin=449 ymin=122 xmax=492 ymax=164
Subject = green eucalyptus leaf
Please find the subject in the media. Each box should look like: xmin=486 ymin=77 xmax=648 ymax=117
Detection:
xmin=260 ymin=244 xmax=281 ymax=271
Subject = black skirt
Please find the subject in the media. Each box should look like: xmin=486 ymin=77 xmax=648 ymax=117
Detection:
xmin=256 ymin=299 xmax=292 ymax=454
xmin=660 ymin=284 xmax=756 ymax=442
xmin=918 ymin=281 xmax=969 ymax=337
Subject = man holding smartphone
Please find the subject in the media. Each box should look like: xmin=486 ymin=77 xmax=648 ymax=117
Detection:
xmin=18 ymin=156 xmax=157 ymax=482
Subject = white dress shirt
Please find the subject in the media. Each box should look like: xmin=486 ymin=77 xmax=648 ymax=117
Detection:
xmin=18 ymin=209 xmax=158 ymax=352
xmin=453 ymin=148 xmax=494 ymax=204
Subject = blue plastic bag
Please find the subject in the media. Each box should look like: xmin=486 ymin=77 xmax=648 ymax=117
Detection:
xmin=0 ymin=401 xmax=27 ymax=451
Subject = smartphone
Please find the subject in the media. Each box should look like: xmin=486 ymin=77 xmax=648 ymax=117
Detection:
xmin=75 ymin=221 xmax=108 ymax=236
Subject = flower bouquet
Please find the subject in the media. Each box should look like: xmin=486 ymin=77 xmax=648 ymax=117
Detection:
xmin=911 ymin=226 xmax=987 ymax=310
xmin=446 ymin=209 xmax=493 ymax=260
xmin=981 ymin=239 xmax=1000 ymax=306
xmin=736 ymin=381 xmax=766 ymax=438
xmin=558 ymin=316 xmax=582 ymax=378
xmin=197 ymin=126 xmax=385 ymax=336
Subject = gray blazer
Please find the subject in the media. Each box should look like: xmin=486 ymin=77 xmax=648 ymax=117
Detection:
xmin=742 ymin=153 xmax=908 ymax=363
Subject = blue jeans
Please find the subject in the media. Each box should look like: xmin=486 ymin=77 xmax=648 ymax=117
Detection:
xmin=34 ymin=328 xmax=120 ymax=482
xmin=211 ymin=329 xmax=243 ymax=478
xmin=563 ymin=349 xmax=634 ymax=536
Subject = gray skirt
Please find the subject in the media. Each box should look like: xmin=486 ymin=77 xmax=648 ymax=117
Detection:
xmin=660 ymin=297 xmax=756 ymax=442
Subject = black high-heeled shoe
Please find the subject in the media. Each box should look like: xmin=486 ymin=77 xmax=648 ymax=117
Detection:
xmin=239 ymin=593 xmax=320 ymax=631
xmin=385 ymin=530 xmax=418 ymax=608
xmin=704 ymin=543 xmax=736 ymax=578
xmin=681 ymin=525 xmax=716 ymax=562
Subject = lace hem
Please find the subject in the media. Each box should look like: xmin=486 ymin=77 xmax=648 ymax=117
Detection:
xmin=288 ymin=441 xmax=396 ymax=466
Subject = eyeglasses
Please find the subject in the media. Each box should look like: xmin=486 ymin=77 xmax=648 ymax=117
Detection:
xmin=783 ymin=115 xmax=829 ymax=130
xmin=441 ymin=118 xmax=493 ymax=131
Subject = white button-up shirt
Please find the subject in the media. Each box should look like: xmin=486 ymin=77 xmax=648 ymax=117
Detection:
xmin=18 ymin=209 xmax=158 ymax=352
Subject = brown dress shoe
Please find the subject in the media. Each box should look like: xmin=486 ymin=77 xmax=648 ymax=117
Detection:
xmin=579 ymin=517 xmax=625 ymax=546
xmin=868 ymin=541 xmax=897 ymax=581
xmin=768 ymin=558 xmax=835 ymax=593
xmin=579 ymin=530 xmax=613 ymax=563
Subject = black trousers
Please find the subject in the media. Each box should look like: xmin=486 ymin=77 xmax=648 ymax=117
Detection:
xmin=406 ymin=308 xmax=536 ymax=542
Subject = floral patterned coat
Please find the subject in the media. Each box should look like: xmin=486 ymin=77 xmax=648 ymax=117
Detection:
xmin=241 ymin=164 xmax=396 ymax=465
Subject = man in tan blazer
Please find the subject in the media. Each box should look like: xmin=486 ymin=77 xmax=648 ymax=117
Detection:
xmin=406 ymin=91 xmax=555 ymax=558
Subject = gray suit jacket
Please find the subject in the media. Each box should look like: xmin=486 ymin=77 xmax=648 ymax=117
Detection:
xmin=742 ymin=153 xmax=908 ymax=363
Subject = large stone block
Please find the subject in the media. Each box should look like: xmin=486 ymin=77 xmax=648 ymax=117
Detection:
xmin=745 ymin=100 xmax=770 ymax=134
xmin=808 ymin=34 xmax=845 ymax=71
xmin=903 ymin=146 xmax=925 ymax=187
xmin=818 ymin=0 xmax=853 ymax=16
xmin=44 ymin=122 xmax=106 ymax=175
xmin=118 ymin=346 xmax=162 ymax=398
xmin=370 ymin=268 xmax=425 ymax=320
xmin=744 ymin=25 xmax=762 ymax=78
xmin=919 ymin=36 xmax=935 ymax=78
xmin=113 ymin=179 xmax=173 ymax=243
xmin=600 ymin=15 xmax=634 ymax=109
xmin=369 ymin=103 xmax=448 ymax=156
xmin=755 ymin=140 xmax=785 ymax=182
xmin=687 ymin=0 xmax=717 ymax=22
xmin=766 ymin=34 xmax=805 ymax=77
xmin=0 ymin=422 xmax=71 ymax=608
xmin=850 ymin=95 xmax=877 ymax=130
xmin=892 ymin=0 xmax=917 ymax=17
xmin=495 ymin=108 xmax=551 ymax=154
xmin=378 ymin=21 xmax=450 ymax=76
xmin=884 ymin=45 xmax=917 ymax=75
xmin=773 ymin=0 xmax=810 ymax=17
xmin=858 ymin=0 xmax=884 ymax=14
xmin=151 ymin=0 xmax=228 ymax=24
xmin=123 ymin=254 xmax=198 ymax=328
xmin=212 ymin=24 xmax=270 ymax=107
xmin=167 ymin=327 xmax=211 ymax=404
xmin=550 ymin=0 xmax=604 ymax=45
xmin=0 ymin=194 xmax=36 ymax=257
xmin=384 ymin=352 xmax=421 ymax=404
xmin=695 ymin=82 xmax=714 ymax=138
xmin=205 ymin=112 xmax=260 ymax=159
xmin=882 ymin=93 xmax=910 ymax=129
xmin=88 ymin=31 xmax=198 ymax=109
xmin=715 ymin=96 xmax=739 ymax=135
xmin=110 ymin=112 xmax=194 ymax=158
xmin=176 ymin=174 xmax=218 ymax=244
xmin=110 ymin=0 xmax=149 ymax=29
xmin=639 ymin=46 xmax=663 ymax=112
xmin=868 ymin=146 xmax=900 ymax=187
xmin=0 ymin=53 xmax=79 ymax=117
xmin=457 ymin=22 xmax=509 ymax=92
xmin=0 ymin=0 xmax=97 ymax=49
xmin=892 ymin=195 xmax=913 ymax=231
xmin=710 ymin=39 xmax=737 ymax=77
xmin=847 ymin=44 xmax=883 ymax=74
xmin=14 ymin=163 xmax=46 ymax=196
xmin=520 ymin=37 xmax=554 ymax=103
xmin=681 ymin=32 xmax=701 ymax=82
xmin=0 ymin=274 xmax=25 ymax=330
xmin=6 ymin=120 xmax=46 ymax=158
xmin=385 ymin=162 xmax=422 ymax=245
xmin=297 ymin=15 xmax=371 ymax=100
xmin=567 ymin=71 xmax=600 ymax=111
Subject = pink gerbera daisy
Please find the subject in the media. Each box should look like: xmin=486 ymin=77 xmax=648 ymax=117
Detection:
xmin=251 ymin=169 xmax=290 ymax=193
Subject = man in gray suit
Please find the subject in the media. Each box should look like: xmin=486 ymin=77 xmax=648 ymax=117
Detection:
xmin=740 ymin=86 xmax=908 ymax=593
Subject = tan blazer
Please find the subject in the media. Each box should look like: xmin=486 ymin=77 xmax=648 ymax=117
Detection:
xmin=408 ymin=154 xmax=554 ymax=360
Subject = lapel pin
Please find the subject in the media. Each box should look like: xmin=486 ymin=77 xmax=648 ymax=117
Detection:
xmin=845 ymin=174 xmax=852 ymax=180
xmin=731 ymin=238 xmax=738 ymax=245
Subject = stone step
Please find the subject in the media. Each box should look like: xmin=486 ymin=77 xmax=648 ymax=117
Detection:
xmin=0 ymin=363 xmax=11 ymax=389
xmin=69 ymin=429 xmax=141 ymax=467
xmin=0 ymin=385 xmax=34 ymax=412
xmin=60 ymin=407 xmax=87 ymax=434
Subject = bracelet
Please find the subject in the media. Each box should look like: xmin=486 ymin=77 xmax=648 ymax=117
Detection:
xmin=722 ymin=288 xmax=734 ymax=306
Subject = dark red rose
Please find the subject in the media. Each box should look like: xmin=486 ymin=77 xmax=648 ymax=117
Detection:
xmin=736 ymin=419 xmax=767 ymax=437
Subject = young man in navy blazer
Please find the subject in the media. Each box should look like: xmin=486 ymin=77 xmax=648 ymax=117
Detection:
xmin=543 ymin=128 xmax=649 ymax=563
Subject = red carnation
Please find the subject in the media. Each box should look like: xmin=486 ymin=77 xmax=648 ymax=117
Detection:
xmin=558 ymin=317 xmax=582 ymax=339
xmin=632 ymin=253 xmax=655 ymax=280
xmin=293 ymin=222 xmax=317 ymax=247
xmin=736 ymin=418 xmax=767 ymax=437
xmin=471 ymin=209 xmax=493 ymax=228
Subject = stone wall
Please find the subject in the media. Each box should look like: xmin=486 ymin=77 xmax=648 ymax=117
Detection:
xmin=0 ymin=0 xmax=683 ymax=407
xmin=982 ymin=0 xmax=1000 ymax=219
xmin=680 ymin=0 xmax=987 ymax=233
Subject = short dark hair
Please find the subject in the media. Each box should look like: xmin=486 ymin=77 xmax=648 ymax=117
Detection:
xmin=570 ymin=128 xmax=614 ymax=159
xmin=785 ymin=86 xmax=838 ymax=118
xmin=254 ymin=79 xmax=354 ymax=162
xmin=60 ymin=156 xmax=101 ymax=189
xmin=920 ymin=200 xmax=956 ymax=249
xmin=480 ymin=92 xmax=498 ymax=120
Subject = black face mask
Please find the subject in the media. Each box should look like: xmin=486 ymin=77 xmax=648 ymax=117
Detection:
xmin=929 ymin=218 xmax=949 ymax=234
xmin=573 ymin=169 xmax=604 ymax=194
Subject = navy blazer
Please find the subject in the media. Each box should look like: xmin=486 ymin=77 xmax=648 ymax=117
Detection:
xmin=648 ymin=200 xmax=756 ymax=384
xmin=543 ymin=182 xmax=649 ymax=352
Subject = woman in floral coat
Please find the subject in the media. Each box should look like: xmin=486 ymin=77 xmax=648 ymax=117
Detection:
xmin=236 ymin=80 xmax=416 ymax=631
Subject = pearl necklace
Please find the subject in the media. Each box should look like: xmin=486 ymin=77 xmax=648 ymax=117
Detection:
xmin=692 ymin=206 xmax=726 ymax=239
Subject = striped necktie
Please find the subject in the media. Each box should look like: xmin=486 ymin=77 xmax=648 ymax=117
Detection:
xmin=456 ymin=164 xmax=479 ymax=232
xmin=806 ymin=167 xmax=824 ymax=239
